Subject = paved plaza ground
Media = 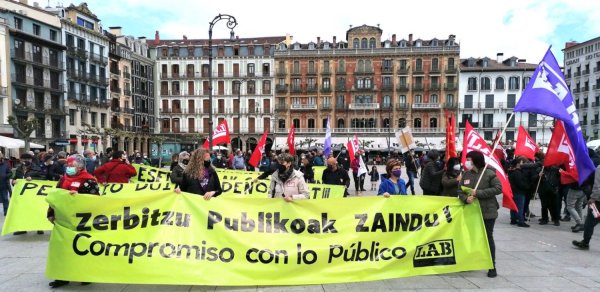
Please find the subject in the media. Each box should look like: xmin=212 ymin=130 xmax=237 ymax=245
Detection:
xmin=1 ymin=165 xmax=600 ymax=291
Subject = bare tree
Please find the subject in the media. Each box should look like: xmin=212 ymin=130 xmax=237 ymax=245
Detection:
xmin=150 ymin=135 xmax=169 ymax=167
xmin=8 ymin=116 xmax=38 ymax=152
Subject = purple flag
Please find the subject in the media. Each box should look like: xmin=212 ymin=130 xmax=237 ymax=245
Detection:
xmin=514 ymin=47 xmax=595 ymax=184
xmin=323 ymin=118 xmax=332 ymax=157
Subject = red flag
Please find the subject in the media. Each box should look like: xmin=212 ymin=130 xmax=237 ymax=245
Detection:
xmin=461 ymin=121 xmax=518 ymax=211
xmin=492 ymin=130 xmax=507 ymax=161
xmin=287 ymin=125 xmax=295 ymax=155
xmin=514 ymin=125 xmax=539 ymax=160
xmin=203 ymin=120 xmax=231 ymax=149
xmin=347 ymin=141 xmax=355 ymax=163
xmin=543 ymin=121 xmax=578 ymax=184
xmin=445 ymin=110 xmax=457 ymax=159
xmin=249 ymin=131 xmax=268 ymax=168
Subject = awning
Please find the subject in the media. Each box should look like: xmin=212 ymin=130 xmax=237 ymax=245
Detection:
xmin=0 ymin=135 xmax=44 ymax=149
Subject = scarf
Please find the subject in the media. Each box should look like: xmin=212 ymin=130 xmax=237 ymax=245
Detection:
xmin=277 ymin=167 xmax=294 ymax=183
xmin=198 ymin=168 xmax=212 ymax=191
xmin=60 ymin=170 xmax=97 ymax=192
xmin=178 ymin=162 xmax=187 ymax=171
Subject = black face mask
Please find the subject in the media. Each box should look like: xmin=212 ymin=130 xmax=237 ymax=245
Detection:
xmin=278 ymin=163 xmax=287 ymax=173
xmin=182 ymin=159 xmax=190 ymax=165
xmin=203 ymin=160 xmax=211 ymax=168
xmin=22 ymin=161 xmax=31 ymax=167
xmin=327 ymin=164 xmax=335 ymax=170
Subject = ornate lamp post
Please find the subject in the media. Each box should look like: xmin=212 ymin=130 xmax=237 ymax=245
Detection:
xmin=208 ymin=14 xmax=237 ymax=149
xmin=236 ymin=79 xmax=250 ymax=151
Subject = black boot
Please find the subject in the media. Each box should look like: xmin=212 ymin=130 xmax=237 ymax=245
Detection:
xmin=49 ymin=280 xmax=70 ymax=288
xmin=487 ymin=269 xmax=497 ymax=278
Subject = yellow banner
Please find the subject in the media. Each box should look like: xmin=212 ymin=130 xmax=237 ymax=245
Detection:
xmin=314 ymin=166 xmax=326 ymax=184
xmin=45 ymin=190 xmax=492 ymax=285
xmin=131 ymin=164 xmax=171 ymax=183
xmin=1 ymin=180 xmax=175 ymax=235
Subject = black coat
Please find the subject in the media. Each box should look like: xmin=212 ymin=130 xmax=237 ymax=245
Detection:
xmin=0 ymin=162 xmax=12 ymax=189
xmin=179 ymin=168 xmax=223 ymax=197
xmin=14 ymin=164 xmax=46 ymax=181
xmin=509 ymin=168 xmax=530 ymax=195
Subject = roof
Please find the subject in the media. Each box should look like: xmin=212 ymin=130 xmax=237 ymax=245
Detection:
xmin=460 ymin=57 xmax=537 ymax=72
xmin=149 ymin=36 xmax=286 ymax=47
xmin=562 ymin=36 xmax=600 ymax=52
xmin=65 ymin=3 xmax=100 ymax=21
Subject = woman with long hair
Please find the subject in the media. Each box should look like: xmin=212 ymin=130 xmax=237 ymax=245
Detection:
xmin=175 ymin=149 xmax=222 ymax=200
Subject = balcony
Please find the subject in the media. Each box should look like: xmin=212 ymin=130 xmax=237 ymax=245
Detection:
xmin=276 ymin=70 xmax=287 ymax=77
xmin=412 ymin=128 xmax=444 ymax=134
xmin=67 ymin=47 xmax=88 ymax=59
xmin=276 ymin=84 xmax=288 ymax=93
xmin=336 ymin=68 xmax=346 ymax=75
xmin=459 ymin=122 xmax=479 ymax=128
xmin=381 ymin=66 xmax=394 ymax=74
xmin=396 ymin=103 xmax=409 ymax=110
xmin=574 ymin=71 xmax=581 ymax=77
xmin=444 ymin=102 xmax=458 ymax=109
xmin=110 ymin=86 xmax=121 ymax=94
xmin=583 ymin=69 xmax=590 ymax=76
xmin=306 ymin=70 xmax=317 ymax=76
xmin=429 ymin=83 xmax=441 ymax=91
xmin=291 ymin=70 xmax=301 ymax=76
xmin=124 ymin=89 xmax=132 ymax=96
xmin=290 ymin=85 xmax=303 ymax=93
xmin=123 ymin=72 xmax=131 ymax=79
xmin=412 ymin=84 xmax=424 ymax=91
xmin=349 ymin=103 xmax=379 ymax=110
xmin=275 ymin=104 xmax=287 ymax=111
xmin=397 ymin=66 xmax=409 ymax=75
xmin=110 ymin=68 xmax=120 ymax=78
xmin=336 ymin=84 xmax=346 ymax=91
xmin=445 ymin=65 xmax=457 ymax=74
xmin=381 ymin=103 xmax=393 ymax=110
xmin=396 ymin=84 xmax=409 ymax=92
xmin=90 ymin=53 xmax=108 ymax=65
xmin=307 ymin=85 xmax=318 ymax=92
xmin=381 ymin=84 xmax=394 ymax=91
xmin=430 ymin=67 xmax=441 ymax=74
xmin=335 ymin=104 xmax=347 ymax=111
xmin=412 ymin=103 xmax=441 ymax=110
xmin=320 ymin=86 xmax=332 ymax=93
xmin=321 ymin=68 xmax=332 ymax=76
xmin=354 ymin=85 xmax=374 ymax=92
xmin=354 ymin=70 xmax=374 ymax=75
xmin=320 ymin=103 xmax=332 ymax=111
xmin=290 ymin=104 xmax=317 ymax=110
xmin=413 ymin=67 xmax=424 ymax=75
xmin=444 ymin=83 xmax=457 ymax=90
xmin=67 ymin=69 xmax=88 ymax=82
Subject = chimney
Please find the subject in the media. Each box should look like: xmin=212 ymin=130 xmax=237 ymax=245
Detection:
xmin=19 ymin=0 xmax=27 ymax=4
xmin=154 ymin=31 xmax=160 ymax=45
xmin=408 ymin=33 xmax=413 ymax=46
xmin=317 ymin=36 xmax=320 ymax=44
xmin=497 ymin=53 xmax=504 ymax=63
xmin=565 ymin=41 xmax=579 ymax=49
xmin=392 ymin=34 xmax=396 ymax=46
xmin=33 ymin=2 xmax=40 ymax=7
xmin=109 ymin=26 xmax=122 ymax=37
xmin=518 ymin=59 xmax=526 ymax=63
xmin=183 ymin=35 xmax=187 ymax=41
xmin=333 ymin=36 xmax=337 ymax=47
xmin=138 ymin=37 xmax=147 ymax=44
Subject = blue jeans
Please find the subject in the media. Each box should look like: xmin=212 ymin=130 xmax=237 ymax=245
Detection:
xmin=510 ymin=194 xmax=526 ymax=224
xmin=406 ymin=171 xmax=416 ymax=195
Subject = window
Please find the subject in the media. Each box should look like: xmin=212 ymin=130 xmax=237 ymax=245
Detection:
xmin=322 ymin=78 xmax=330 ymax=89
xmin=14 ymin=17 xmax=23 ymax=30
xmin=399 ymin=95 xmax=407 ymax=104
xmin=361 ymin=38 xmax=367 ymax=48
xmin=399 ymin=59 xmax=408 ymax=70
xmin=416 ymin=59 xmax=422 ymax=71
xmin=369 ymin=38 xmax=376 ymax=48
xmin=481 ymin=77 xmax=491 ymax=90
xmin=353 ymin=38 xmax=359 ymax=49
xmin=91 ymin=112 xmax=97 ymax=127
xmin=523 ymin=76 xmax=531 ymax=88
xmin=414 ymin=118 xmax=422 ymax=128
xmin=495 ymin=77 xmax=505 ymax=90
xmin=398 ymin=118 xmax=406 ymax=128
xmin=101 ymin=113 xmax=106 ymax=128
xmin=430 ymin=118 xmax=438 ymax=128
xmin=69 ymin=109 xmax=76 ymax=126
xmin=308 ymin=119 xmax=315 ymax=128
xmin=383 ymin=95 xmax=391 ymax=107
xmin=432 ymin=58 xmax=439 ymax=71
xmin=468 ymin=77 xmax=477 ymax=90
xmin=248 ymin=63 xmax=255 ymax=75
xmin=507 ymin=94 xmax=516 ymax=108
xmin=278 ymin=119 xmax=285 ymax=129
xmin=483 ymin=114 xmax=493 ymax=128
xmin=293 ymin=119 xmax=300 ymax=128
xmin=447 ymin=94 xmax=454 ymax=105
xmin=33 ymin=24 xmax=40 ymax=36
xmin=337 ymin=119 xmax=345 ymax=128
xmin=414 ymin=95 xmax=422 ymax=103
xmin=509 ymin=77 xmax=520 ymax=90
xmin=76 ymin=17 xmax=94 ymax=30
xmin=430 ymin=94 xmax=438 ymax=103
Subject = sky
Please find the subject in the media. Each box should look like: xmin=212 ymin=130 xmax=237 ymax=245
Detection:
xmin=47 ymin=0 xmax=600 ymax=64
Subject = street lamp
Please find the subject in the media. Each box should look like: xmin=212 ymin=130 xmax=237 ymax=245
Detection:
xmin=208 ymin=14 xmax=237 ymax=149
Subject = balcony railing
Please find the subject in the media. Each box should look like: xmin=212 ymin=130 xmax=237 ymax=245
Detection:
xmin=445 ymin=65 xmax=457 ymax=74
xmin=90 ymin=52 xmax=108 ymax=64
xmin=412 ymin=103 xmax=441 ymax=109
xmin=320 ymin=86 xmax=332 ymax=93
xmin=429 ymin=83 xmax=441 ymax=91
xmin=320 ymin=103 xmax=332 ymax=111
xmin=397 ymin=66 xmax=409 ymax=75
xmin=123 ymin=72 xmax=131 ymax=79
xmin=290 ymin=104 xmax=317 ymax=110
xmin=275 ymin=105 xmax=287 ymax=111
xmin=307 ymin=85 xmax=318 ymax=92
xmin=412 ymin=84 xmax=424 ymax=91
xmin=396 ymin=103 xmax=409 ymax=110
xmin=381 ymin=84 xmax=394 ymax=91
xmin=444 ymin=83 xmax=457 ymax=90
xmin=124 ymin=89 xmax=132 ymax=96
xmin=276 ymin=84 xmax=288 ymax=93
xmin=349 ymin=103 xmax=379 ymax=110
xmin=396 ymin=84 xmax=409 ymax=92
xmin=276 ymin=70 xmax=287 ymax=77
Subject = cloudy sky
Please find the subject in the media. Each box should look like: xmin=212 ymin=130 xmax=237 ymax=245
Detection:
xmin=54 ymin=0 xmax=600 ymax=64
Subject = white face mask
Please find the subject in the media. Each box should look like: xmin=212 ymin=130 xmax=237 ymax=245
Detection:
xmin=453 ymin=164 xmax=461 ymax=171
xmin=465 ymin=161 xmax=474 ymax=171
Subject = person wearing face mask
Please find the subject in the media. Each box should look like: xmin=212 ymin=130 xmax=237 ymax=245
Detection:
xmin=175 ymin=149 xmax=222 ymax=200
xmin=378 ymin=160 xmax=407 ymax=197
xmin=94 ymin=151 xmax=137 ymax=184
xmin=439 ymin=157 xmax=462 ymax=197
xmin=48 ymin=152 xmax=68 ymax=181
xmin=83 ymin=149 xmax=97 ymax=174
xmin=268 ymin=153 xmax=309 ymax=201
xmin=299 ymin=157 xmax=314 ymax=183
xmin=170 ymin=151 xmax=190 ymax=186
xmin=337 ymin=146 xmax=351 ymax=171
xmin=213 ymin=153 xmax=228 ymax=169
xmin=0 ymin=153 xmax=13 ymax=216
xmin=47 ymin=154 xmax=99 ymax=288
xmin=322 ymin=157 xmax=351 ymax=197
xmin=233 ymin=150 xmax=246 ymax=170
xmin=170 ymin=153 xmax=179 ymax=171
xmin=457 ymin=150 xmax=502 ymax=278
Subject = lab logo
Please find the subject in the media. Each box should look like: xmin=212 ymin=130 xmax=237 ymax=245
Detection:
xmin=413 ymin=239 xmax=456 ymax=267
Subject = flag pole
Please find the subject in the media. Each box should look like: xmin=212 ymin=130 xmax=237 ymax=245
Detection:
xmin=472 ymin=112 xmax=515 ymax=194
xmin=527 ymin=165 xmax=545 ymax=222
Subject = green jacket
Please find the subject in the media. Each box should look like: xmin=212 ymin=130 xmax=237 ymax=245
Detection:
xmin=458 ymin=168 xmax=502 ymax=220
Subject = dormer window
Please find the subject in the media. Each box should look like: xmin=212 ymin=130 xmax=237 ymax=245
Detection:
xmin=308 ymin=43 xmax=315 ymax=50
xmin=482 ymin=59 xmax=489 ymax=67
xmin=384 ymin=40 xmax=390 ymax=48
xmin=293 ymin=43 xmax=300 ymax=50
xmin=278 ymin=43 xmax=286 ymax=50
xmin=399 ymin=40 xmax=406 ymax=48
xmin=323 ymin=42 xmax=330 ymax=49
xmin=431 ymin=39 xmax=438 ymax=46
xmin=510 ymin=59 xmax=516 ymax=67
xmin=415 ymin=40 xmax=422 ymax=47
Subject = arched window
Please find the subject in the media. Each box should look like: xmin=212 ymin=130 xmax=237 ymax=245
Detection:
xmin=446 ymin=94 xmax=454 ymax=105
xmin=398 ymin=118 xmax=406 ymax=128
xmin=414 ymin=94 xmax=422 ymax=103
xmin=468 ymin=77 xmax=477 ymax=90
xmin=430 ymin=118 xmax=437 ymax=128
xmin=383 ymin=118 xmax=390 ymax=128
xmin=368 ymin=118 xmax=375 ymax=128
xmin=365 ymin=60 xmax=372 ymax=72
xmin=361 ymin=38 xmax=368 ymax=48
xmin=481 ymin=77 xmax=491 ymax=90
xmin=431 ymin=58 xmax=439 ymax=71
xmin=337 ymin=119 xmax=345 ymax=128
xmin=293 ymin=119 xmax=300 ymax=128
xmin=430 ymin=94 xmax=438 ymax=103
xmin=495 ymin=77 xmax=505 ymax=90
xmin=369 ymin=37 xmax=376 ymax=48
xmin=308 ymin=119 xmax=315 ymax=128
xmin=509 ymin=76 xmax=520 ymax=90
xmin=351 ymin=119 xmax=357 ymax=128
xmin=353 ymin=38 xmax=359 ymax=48
xmin=278 ymin=119 xmax=285 ymax=129
xmin=416 ymin=58 xmax=422 ymax=71
xmin=399 ymin=95 xmax=407 ymax=104
xmin=358 ymin=60 xmax=365 ymax=72
xmin=414 ymin=118 xmax=422 ymax=128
